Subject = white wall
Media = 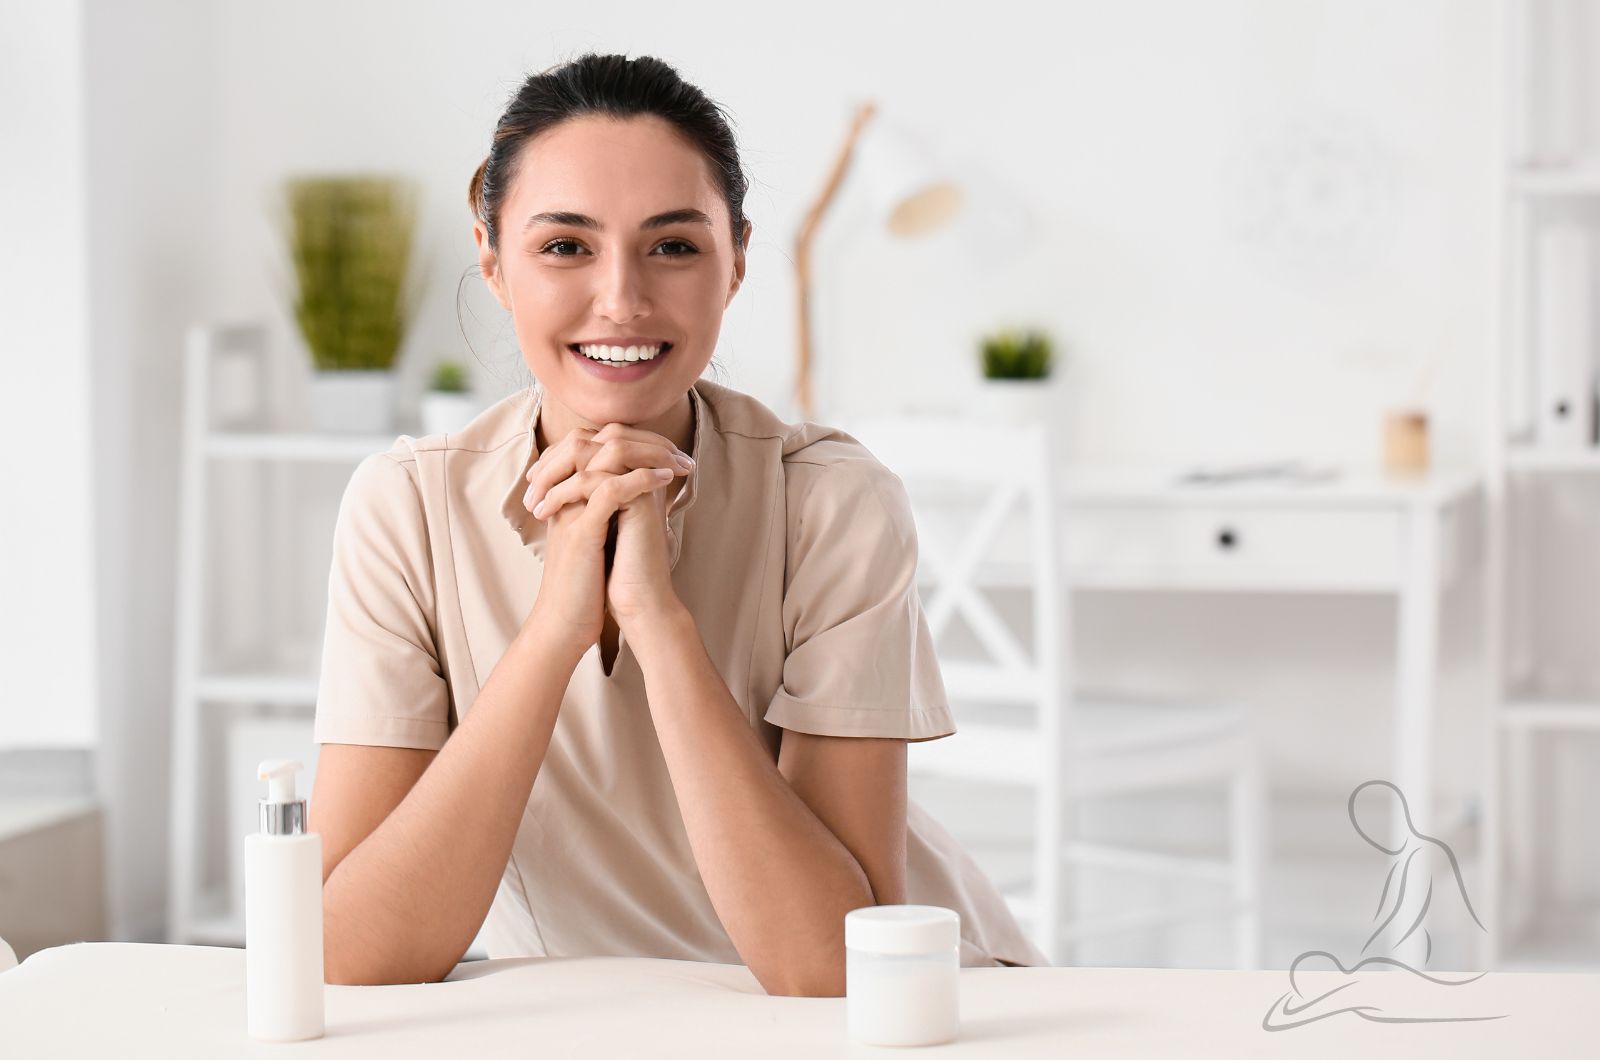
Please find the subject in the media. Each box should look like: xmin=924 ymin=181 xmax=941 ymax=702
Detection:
xmin=204 ymin=0 xmax=1498 ymax=472
xmin=80 ymin=0 xmax=223 ymax=942
xmin=53 ymin=0 xmax=1511 ymax=942
xmin=0 ymin=0 xmax=99 ymax=749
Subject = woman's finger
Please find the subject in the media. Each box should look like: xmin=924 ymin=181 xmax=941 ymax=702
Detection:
xmin=584 ymin=437 xmax=691 ymax=477
xmin=589 ymin=421 xmax=690 ymax=455
xmin=530 ymin=464 xmax=681 ymax=521
xmin=525 ymin=437 xmax=690 ymax=514
xmin=572 ymin=467 xmax=678 ymax=532
xmin=522 ymin=426 xmax=598 ymax=496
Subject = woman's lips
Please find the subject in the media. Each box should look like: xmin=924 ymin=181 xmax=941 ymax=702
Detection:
xmin=568 ymin=342 xmax=673 ymax=381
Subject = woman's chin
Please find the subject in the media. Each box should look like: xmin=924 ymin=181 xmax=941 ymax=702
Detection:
xmin=558 ymin=385 xmax=681 ymax=428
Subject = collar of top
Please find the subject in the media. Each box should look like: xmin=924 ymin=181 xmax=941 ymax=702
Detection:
xmin=499 ymin=381 xmax=706 ymax=571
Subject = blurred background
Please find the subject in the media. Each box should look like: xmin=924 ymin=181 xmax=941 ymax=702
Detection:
xmin=2 ymin=0 xmax=1597 ymax=974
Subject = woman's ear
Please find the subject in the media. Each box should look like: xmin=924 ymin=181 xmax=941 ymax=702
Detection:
xmin=474 ymin=220 xmax=511 ymax=311
xmin=726 ymin=219 xmax=752 ymax=306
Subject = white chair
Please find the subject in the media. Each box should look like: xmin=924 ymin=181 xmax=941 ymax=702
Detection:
xmin=0 ymin=932 xmax=16 ymax=972
xmin=837 ymin=413 xmax=1265 ymax=968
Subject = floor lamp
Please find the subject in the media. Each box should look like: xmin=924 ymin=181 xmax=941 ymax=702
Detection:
xmin=792 ymin=101 xmax=964 ymax=422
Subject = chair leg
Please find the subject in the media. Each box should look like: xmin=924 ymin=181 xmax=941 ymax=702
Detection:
xmin=1035 ymin=776 xmax=1067 ymax=967
xmin=1230 ymin=755 xmax=1265 ymax=970
xmin=1057 ymin=795 xmax=1089 ymax=967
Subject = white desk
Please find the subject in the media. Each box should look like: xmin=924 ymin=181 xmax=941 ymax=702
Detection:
xmin=1052 ymin=466 xmax=1482 ymax=848
xmin=0 ymin=943 xmax=1587 ymax=1058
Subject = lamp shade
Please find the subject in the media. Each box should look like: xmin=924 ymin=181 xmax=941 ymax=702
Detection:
xmin=853 ymin=117 xmax=964 ymax=237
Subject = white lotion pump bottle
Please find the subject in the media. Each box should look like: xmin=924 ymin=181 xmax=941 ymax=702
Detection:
xmin=245 ymin=758 xmax=325 ymax=1041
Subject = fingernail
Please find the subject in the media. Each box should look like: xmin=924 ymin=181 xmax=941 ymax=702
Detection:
xmin=653 ymin=468 xmax=674 ymax=479
xmin=532 ymin=499 xmax=546 ymax=517
xmin=674 ymin=453 xmax=695 ymax=470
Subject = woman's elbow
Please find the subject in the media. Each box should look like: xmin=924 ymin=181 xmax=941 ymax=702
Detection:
xmin=324 ymin=962 xmax=451 ymax=987
xmin=323 ymin=945 xmax=453 ymax=987
xmin=759 ymin=959 xmax=846 ymax=998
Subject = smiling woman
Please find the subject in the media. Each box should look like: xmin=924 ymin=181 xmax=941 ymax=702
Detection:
xmin=307 ymin=52 xmax=1045 ymax=997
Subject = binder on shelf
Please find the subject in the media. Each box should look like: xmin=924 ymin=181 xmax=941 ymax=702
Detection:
xmin=1532 ymin=220 xmax=1596 ymax=449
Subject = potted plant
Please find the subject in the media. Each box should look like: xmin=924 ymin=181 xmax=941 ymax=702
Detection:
xmin=276 ymin=174 xmax=424 ymax=433
xmin=420 ymin=358 xmax=482 ymax=435
xmin=974 ymin=327 xmax=1060 ymax=423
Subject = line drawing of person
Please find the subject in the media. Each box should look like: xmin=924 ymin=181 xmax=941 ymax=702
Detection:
xmin=1262 ymin=780 xmax=1508 ymax=1032
xmin=1352 ymin=779 xmax=1484 ymax=966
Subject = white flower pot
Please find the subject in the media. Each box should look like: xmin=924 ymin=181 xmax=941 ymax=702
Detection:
xmin=972 ymin=376 xmax=1061 ymax=425
xmin=308 ymin=370 xmax=396 ymax=434
xmin=420 ymin=391 xmax=484 ymax=436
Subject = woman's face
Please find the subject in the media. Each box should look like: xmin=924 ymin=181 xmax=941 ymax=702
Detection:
xmin=475 ymin=114 xmax=751 ymax=428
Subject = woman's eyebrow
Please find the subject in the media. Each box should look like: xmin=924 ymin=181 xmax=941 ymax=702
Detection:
xmin=521 ymin=208 xmax=713 ymax=234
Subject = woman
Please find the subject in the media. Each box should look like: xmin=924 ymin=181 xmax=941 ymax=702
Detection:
xmin=308 ymin=52 xmax=1047 ymax=996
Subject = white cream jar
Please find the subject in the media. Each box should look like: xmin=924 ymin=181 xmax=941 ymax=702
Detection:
xmin=844 ymin=904 xmax=961 ymax=1047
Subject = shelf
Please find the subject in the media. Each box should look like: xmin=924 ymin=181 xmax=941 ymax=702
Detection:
xmin=194 ymin=673 xmax=319 ymax=707
xmin=1500 ymin=699 xmax=1600 ymax=730
xmin=1504 ymin=445 xmax=1600 ymax=472
xmin=1509 ymin=164 xmax=1600 ymax=197
xmin=204 ymin=431 xmax=399 ymax=462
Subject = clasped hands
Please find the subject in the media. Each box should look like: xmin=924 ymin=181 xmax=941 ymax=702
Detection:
xmin=521 ymin=422 xmax=693 ymax=646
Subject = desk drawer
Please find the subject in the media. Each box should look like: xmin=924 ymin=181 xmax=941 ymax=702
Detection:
xmin=1065 ymin=504 xmax=1405 ymax=589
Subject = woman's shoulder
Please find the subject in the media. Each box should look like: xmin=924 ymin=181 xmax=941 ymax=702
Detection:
xmin=334 ymin=392 xmax=532 ymax=540
xmin=696 ymin=379 xmax=903 ymax=502
xmin=694 ymin=384 xmax=908 ymax=547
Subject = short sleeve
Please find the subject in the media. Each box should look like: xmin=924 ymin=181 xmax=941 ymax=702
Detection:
xmin=312 ymin=450 xmax=451 ymax=751
xmin=762 ymin=462 xmax=956 ymax=743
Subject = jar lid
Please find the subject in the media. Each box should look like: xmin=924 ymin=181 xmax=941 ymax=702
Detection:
xmin=845 ymin=905 xmax=960 ymax=955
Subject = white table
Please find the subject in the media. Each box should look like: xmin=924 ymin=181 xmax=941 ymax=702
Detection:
xmin=1058 ymin=466 xmax=1483 ymax=850
xmin=1 ymin=943 xmax=1588 ymax=1058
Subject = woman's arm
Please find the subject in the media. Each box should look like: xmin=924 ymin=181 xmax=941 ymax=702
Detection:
xmin=310 ymin=609 xmax=584 ymax=986
xmin=627 ymin=603 xmax=900 ymax=998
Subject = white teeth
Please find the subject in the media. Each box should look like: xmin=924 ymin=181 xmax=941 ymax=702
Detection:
xmin=576 ymin=343 xmax=664 ymax=363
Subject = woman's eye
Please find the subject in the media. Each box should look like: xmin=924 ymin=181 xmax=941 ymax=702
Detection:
xmin=537 ymin=238 xmax=698 ymax=258
xmin=540 ymin=238 xmax=583 ymax=256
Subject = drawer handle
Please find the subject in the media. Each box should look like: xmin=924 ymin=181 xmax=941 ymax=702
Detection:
xmin=1216 ymin=527 xmax=1240 ymax=551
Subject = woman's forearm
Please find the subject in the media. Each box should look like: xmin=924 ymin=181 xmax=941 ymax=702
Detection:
xmin=322 ymin=612 xmax=582 ymax=985
xmin=627 ymin=603 xmax=876 ymax=998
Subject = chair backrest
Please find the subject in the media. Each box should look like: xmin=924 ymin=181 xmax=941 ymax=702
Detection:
xmin=831 ymin=413 xmax=1070 ymax=708
xmin=837 ymin=413 xmax=1075 ymax=965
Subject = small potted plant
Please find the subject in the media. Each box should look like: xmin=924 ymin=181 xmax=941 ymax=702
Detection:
xmin=275 ymin=174 xmax=424 ymax=433
xmin=420 ymin=358 xmax=482 ymax=436
xmin=974 ymin=327 xmax=1060 ymax=423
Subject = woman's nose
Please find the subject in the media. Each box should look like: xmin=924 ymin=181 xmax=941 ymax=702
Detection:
xmin=592 ymin=253 xmax=650 ymax=322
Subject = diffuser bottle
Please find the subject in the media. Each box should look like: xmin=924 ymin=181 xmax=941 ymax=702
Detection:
xmin=245 ymin=758 xmax=325 ymax=1041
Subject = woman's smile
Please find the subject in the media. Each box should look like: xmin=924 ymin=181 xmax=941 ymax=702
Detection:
xmin=568 ymin=340 xmax=675 ymax=381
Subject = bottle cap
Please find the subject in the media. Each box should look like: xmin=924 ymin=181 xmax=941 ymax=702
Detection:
xmin=258 ymin=759 xmax=307 ymax=836
xmin=845 ymin=905 xmax=960 ymax=955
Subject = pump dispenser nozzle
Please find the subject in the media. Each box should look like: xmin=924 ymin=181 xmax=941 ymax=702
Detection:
xmin=257 ymin=759 xmax=307 ymax=836
xmin=259 ymin=759 xmax=302 ymax=801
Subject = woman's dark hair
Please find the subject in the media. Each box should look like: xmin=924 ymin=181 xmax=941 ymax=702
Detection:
xmin=469 ymin=53 xmax=750 ymax=257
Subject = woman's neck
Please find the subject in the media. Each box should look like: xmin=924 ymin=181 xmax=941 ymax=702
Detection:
xmin=535 ymin=388 xmax=695 ymax=458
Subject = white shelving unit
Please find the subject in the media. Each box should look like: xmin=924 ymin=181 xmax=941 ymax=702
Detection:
xmin=166 ymin=321 xmax=398 ymax=947
xmin=167 ymin=322 xmax=496 ymax=957
xmin=1485 ymin=0 xmax=1600 ymax=970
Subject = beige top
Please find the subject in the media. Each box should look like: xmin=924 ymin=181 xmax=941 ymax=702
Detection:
xmin=312 ymin=377 xmax=1049 ymax=969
